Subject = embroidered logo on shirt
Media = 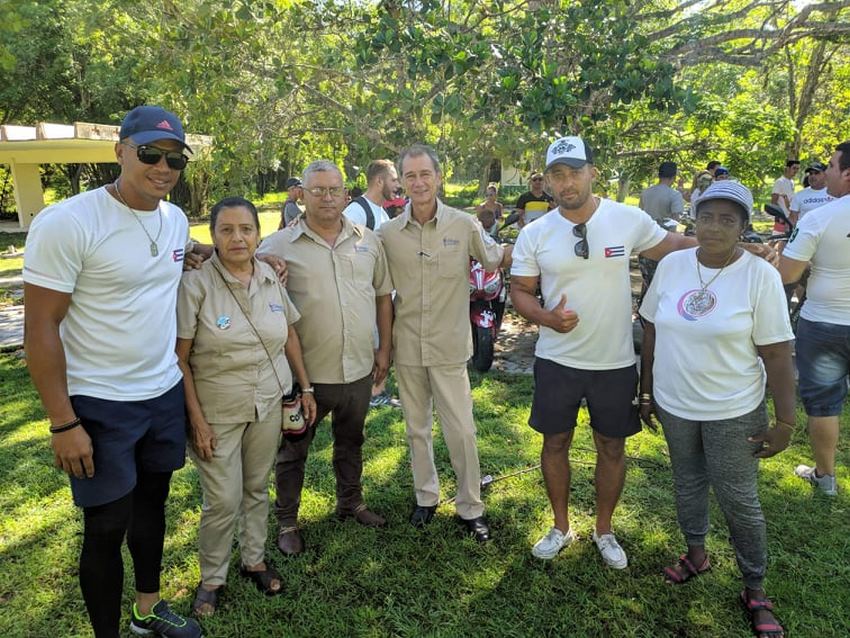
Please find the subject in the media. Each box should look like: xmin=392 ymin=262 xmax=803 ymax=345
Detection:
xmin=354 ymin=244 xmax=370 ymax=253
xmin=269 ymin=304 xmax=284 ymax=313
xmin=443 ymin=238 xmax=460 ymax=247
xmin=604 ymin=245 xmax=625 ymax=258
xmin=172 ymin=248 xmax=184 ymax=262
xmin=216 ymin=315 xmax=231 ymax=330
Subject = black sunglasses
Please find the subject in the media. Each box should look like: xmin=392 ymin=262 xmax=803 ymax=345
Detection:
xmin=573 ymin=222 xmax=588 ymax=259
xmin=123 ymin=142 xmax=189 ymax=170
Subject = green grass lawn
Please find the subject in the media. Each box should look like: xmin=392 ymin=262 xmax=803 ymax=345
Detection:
xmin=1 ymin=353 xmax=847 ymax=637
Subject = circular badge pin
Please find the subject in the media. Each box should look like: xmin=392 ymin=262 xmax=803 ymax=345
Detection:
xmin=216 ymin=315 xmax=231 ymax=330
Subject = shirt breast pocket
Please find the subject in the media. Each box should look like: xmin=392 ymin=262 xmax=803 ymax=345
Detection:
xmin=341 ymin=251 xmax=373 ymax=285
xmin=438 ymin=246 xmax=466 ymax=278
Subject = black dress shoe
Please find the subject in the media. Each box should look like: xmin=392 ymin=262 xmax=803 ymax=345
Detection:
xmin=409 ymin=505 xmax=437 ymax=527
xmin=458 ymin=516 xmax=491 ymax=543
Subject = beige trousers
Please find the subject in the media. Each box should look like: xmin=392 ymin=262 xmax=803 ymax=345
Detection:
xmin=395 ymin=363 xmax=484 ymax=519
xmin=190 ymin=408 xmax=281 ymax=586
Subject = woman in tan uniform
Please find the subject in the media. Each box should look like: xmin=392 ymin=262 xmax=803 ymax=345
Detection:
xmin=176 ymin=197 xmax=316 ymax=616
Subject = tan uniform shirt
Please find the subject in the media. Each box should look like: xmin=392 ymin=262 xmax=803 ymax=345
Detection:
xmin=177 ymin=252 xmax=300 ymax=423
xmin=258 ymin=216 xmax=393 ymax=384
xmin=379 ymin=199 xmax=503 ymax=366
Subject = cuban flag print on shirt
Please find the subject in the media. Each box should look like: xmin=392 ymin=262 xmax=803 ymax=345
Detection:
xmin=604 ymin=245 xmax=625 ymax=258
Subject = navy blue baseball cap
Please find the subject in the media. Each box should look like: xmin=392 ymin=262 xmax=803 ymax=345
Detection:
xmin=119 ymin=105 xmax=192 ymax=152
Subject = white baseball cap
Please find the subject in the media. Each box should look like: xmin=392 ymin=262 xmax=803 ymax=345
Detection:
xmin=545 ymin=136 xmax=594 ymax=170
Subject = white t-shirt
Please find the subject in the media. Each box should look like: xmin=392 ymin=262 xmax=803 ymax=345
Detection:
xmin=772 ymin=176 xmax=795 ymax=216
xmin=511 ymin=199 xmax=667 ymax=370
xmin=640 ymin=249 xmax=793 ymax=421
xmin=782 ymin=194 xmax=850 ymax=325
xmin=790 ymin=187 xmax=833 ymax=219
xmin=343 ymin=196 xmax=390 ymax=230
xmin=23 ymin=187 xmax=189 ymax=400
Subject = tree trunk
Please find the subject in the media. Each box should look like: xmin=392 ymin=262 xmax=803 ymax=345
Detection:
xmin=477 ymin=158 xmax=493 ymax=198
xmin=617 ymin=175 xmax=631 ymax=202
xmin=791 ymin=41 xmax=835 ymax=157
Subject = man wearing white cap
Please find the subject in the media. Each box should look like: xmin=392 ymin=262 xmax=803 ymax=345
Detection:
xmin=510 ymin=136 xmax=700 ymax=568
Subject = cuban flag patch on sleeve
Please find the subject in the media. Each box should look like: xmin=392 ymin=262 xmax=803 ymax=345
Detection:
xmin=604 ymin=245 xmax=625 ymax=258
xmin=172 ymin=248 xmax=185 ymax=262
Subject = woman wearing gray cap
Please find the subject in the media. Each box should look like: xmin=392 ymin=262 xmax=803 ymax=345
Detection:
xmin=638 ymin=181 xmax=796 ymax=638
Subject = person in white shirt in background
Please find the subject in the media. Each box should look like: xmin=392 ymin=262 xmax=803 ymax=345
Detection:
xmin=780 ymin=142 xmax=850 ymax=498
xmin=343 ymin=159 xmax=402 ymax=409
xmin=771 ymin=159 xmax=800 ymax=234
xmin=789 ymin=162 xmax=834 ymax=225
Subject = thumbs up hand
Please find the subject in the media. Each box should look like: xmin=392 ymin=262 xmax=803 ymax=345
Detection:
xmin=544 ymin=293 xmax=579 ymax=333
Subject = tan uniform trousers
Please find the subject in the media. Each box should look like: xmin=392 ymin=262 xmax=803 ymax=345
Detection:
xmin=395 ymin=363 xmax=484 ymax=519
xmin=190 ymin=408 xmax=281 ymax=587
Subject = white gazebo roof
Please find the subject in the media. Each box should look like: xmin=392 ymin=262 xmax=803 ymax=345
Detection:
xmin=0 ymin=121 xmax=212 ymax=228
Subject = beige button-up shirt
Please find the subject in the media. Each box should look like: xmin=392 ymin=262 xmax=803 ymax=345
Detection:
xmin=379 ymin=199 xmax=503 ymax=366
xmin=177 ymin=252 xmax=300 ymax=423
xmin=258 ymin=216 xmax=393 ymax=384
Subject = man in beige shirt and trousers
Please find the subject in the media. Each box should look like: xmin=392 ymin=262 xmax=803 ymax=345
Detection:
xmin=258 ymin=160 xmax=394 ymax=556
xmin=379 ymin=144 xmax=511 ymax=542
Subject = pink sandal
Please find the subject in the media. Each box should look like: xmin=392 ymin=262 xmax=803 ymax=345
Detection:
xmin=663 ymin=554 xmax=711 ymax=584
xmin=740 ymin=589 xmax=784 ymax=637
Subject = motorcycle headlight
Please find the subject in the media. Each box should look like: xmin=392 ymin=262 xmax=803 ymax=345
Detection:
xmin=483 ymin=279 xmax=501 ymax=295
xmin=469 ymin=281 xmax=477 ymax=294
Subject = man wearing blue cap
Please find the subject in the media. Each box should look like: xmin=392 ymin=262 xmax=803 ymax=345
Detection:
xmin=23 ymin=106 xmax=201 ymax=638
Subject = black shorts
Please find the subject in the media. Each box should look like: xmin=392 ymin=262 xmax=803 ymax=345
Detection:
xmin=529 ymin=357 xmax=640 ymax=439
xmin=69 ymin=382 xmax=187 ymax=508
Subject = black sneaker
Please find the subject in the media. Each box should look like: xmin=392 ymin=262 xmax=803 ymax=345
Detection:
xmin=129 ymin=600 xmax=202 ymax=637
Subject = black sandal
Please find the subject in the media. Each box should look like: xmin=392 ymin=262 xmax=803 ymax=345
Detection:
xmin=239 ymin=563 xmax=284 ymax=596
xmin=192 ymin=582 xmax=222 ymax=617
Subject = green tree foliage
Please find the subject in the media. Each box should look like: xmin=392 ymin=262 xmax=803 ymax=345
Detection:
xmin=1 ymin=0 xmax=849 ymax=207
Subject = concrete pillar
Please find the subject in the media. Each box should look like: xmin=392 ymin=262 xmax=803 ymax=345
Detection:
xmin=9 ymin=162 xmax=44 ymax=229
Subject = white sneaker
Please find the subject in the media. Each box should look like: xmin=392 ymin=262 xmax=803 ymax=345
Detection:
xmin=531 ymin=526 xmax=576 ymax=560
xmin=592 ymin=531 xmax=628 ymax=569
xmin=795 ymin=464 xmax=838 ymax=496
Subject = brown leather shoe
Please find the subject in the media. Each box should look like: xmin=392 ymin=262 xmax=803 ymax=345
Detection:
xmin=276 ymin=527 xmax=304 ymax=556
xmin=338 ymin=504 xmax=387 ymax=528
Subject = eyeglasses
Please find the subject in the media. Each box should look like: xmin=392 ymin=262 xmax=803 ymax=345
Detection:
xmin=122 ymin=142 xmax=189 ymax=170
xmin=573 ymin=222 xmax=588 ymax=259
xmin=303 ymin=186 xmax=346 ymax=198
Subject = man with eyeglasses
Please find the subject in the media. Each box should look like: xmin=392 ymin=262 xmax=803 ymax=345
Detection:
xmin=257 ymin=160 xmax=394 ymax=555
xmin=516 ymin=171 xmax=555 ymax=227
xmin=510 ymin=136 xmax=697 ymax=569
xmin=23 ymin=106 xmax=201 ymax=637
xmin=378 ymin=144 xmax=511 ymax=543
